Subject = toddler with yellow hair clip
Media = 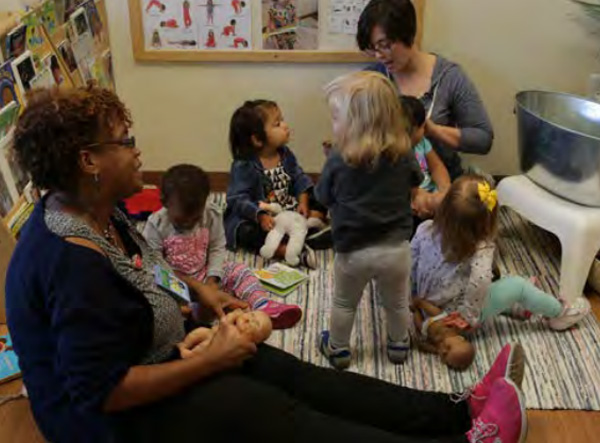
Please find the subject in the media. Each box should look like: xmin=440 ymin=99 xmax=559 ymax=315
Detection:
xmin=410 ymin=175 xmax=590 ymax=347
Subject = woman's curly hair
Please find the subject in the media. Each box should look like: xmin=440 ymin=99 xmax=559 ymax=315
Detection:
xmin=13 ymin=85 xmax=132 ymax=192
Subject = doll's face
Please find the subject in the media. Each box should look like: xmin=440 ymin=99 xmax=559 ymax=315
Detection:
xmin=231 ymin=310 xmax=272 ymax=343
xmin=440 ymin=336 xmax=474 ymax=370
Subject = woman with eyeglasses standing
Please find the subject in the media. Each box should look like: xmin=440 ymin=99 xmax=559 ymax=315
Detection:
xmin=358 ymin=0 xmax=494 ymax=181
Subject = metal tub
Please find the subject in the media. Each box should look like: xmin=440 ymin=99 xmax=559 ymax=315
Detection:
xmin=516 ymin=90 xmax=600 ymax=206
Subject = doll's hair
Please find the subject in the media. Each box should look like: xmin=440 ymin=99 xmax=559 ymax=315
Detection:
xmin=433 ymin=174 xmax=498 ymax=263
xmin=443 ymin=337 xmax=475 ymax=371
xmin=324 ymin=71 xmax=411 ymax=167
xmin=161 ymin=164 xmax=210 ymax=215
xmin=229 ymin=99 xmax=278 ymax=160
xmin=400 ymin=95 xmax=426 ymax=132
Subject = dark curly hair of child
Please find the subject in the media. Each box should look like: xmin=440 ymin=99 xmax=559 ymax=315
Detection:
xmin=229 ymin=99 xmax=277 ymax=160
xmin=161 ymin=164 xmax=211 ymax=216
xmin=13 ymin=85 xmax=132 ymax=193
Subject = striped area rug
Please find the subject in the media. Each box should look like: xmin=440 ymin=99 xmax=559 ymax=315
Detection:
xmin=191 ymin=195 xmax=600 ymax=410
xmin=223 ymin=206 xmax=600 ymax=410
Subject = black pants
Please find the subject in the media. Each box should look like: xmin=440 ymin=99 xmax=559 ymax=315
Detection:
xmin=236 ymin=220 xmax=268 ymax=253
xmin=115 ymin=345 xmax=470 ymax=442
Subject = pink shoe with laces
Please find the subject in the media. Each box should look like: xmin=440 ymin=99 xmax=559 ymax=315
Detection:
xmin=467 ymin=378 xmax=527 ymax=443
xmin=255 ymin=299 xmax=302 ymax=330
xmin=461 ymin=343 xmax=525 ymax=418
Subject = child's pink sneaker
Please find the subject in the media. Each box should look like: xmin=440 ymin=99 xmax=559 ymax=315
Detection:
xmin=460 ymin=343 xmax=525 ymax=418
xmin=256 ymin=300 xmax=302 ymax=330
xmin=467 ymin=378 xmax=527 ymax=443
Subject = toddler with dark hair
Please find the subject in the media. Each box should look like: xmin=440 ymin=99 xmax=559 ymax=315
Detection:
xmin=401 ymin=95 xmax=450 ymax=219
xmin=143 ymin=164 xmax=302 ymax=329
xmin=225 ymin=100 xmax=330 ymax=267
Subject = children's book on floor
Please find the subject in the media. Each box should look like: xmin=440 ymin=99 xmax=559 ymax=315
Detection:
xmin=0 ymin=334 xmax=21 ymax=384
xmin=255 ymin=263 xmax=308 ymax=297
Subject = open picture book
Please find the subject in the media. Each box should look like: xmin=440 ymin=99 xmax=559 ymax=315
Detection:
xmin=255 ymin=263 xmax=308 ymax=297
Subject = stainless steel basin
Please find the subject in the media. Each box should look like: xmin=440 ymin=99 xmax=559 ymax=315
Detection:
xmin=516 ymin=90 xmax=600 ymax=206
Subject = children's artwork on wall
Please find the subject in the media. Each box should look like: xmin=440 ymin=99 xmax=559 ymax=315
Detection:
xmin=11 ymin=51 xmax=37 ymax=95
xmin=261 ymin=0 xmax=318 ymax=50
xmin=58 ymin=39 xmax=78 ymax=73
xmin=40 ymin=1 xmax=59 ymax=36
xmin=141 ymin=0 xmax=252 ymax=51
xmin=5 ymin=25 xmax=27 ymax=60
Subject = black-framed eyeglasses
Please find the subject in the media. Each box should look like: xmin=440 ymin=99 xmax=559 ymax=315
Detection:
xmin=85 ymin=136 xmax=136 ymax=150
xmin=365 ymin=39 xmax=394 ymax=56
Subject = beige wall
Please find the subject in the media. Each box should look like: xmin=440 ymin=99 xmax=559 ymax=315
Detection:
xmin=105 ymin=0 xmax=600 ymax=175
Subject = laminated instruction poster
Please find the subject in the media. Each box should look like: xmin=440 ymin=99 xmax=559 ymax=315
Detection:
xmin=329 ymin=0 xmax=369 ymax=35
xmin=142 ymin=0 xmax=252 ymax=51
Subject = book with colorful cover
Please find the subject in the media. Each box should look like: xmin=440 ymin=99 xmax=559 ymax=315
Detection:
xmin=0 ymin=172 xmax=14 ymax=218
xmin=255 ymin=263 xmax=308 ymax=295
xmin=0 ymin=334 xmax=21 ymax=384
xmin=260 ymin=279 xmax=305 ymax=297
xmin=153 ymin=265 xmax=191 ymax=304
xmin=5 ymin=24 xmax=26 ymax=60
xmin=8 ymin=202 xmax=34 ymax=236
xmin=0 ymin=101 xmax=20 ymax=139
xmin=0 ymin=61 xmax=23 ymax=110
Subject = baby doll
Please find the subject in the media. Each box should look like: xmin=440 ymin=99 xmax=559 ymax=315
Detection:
xmin=412 ymin=298 xmax=475 ymax=370
xmin=178 ymin=310 xmax=273 ymax=359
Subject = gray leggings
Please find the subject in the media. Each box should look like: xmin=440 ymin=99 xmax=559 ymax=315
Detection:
xmin=330 ymin=241 xmax=412 ymax=349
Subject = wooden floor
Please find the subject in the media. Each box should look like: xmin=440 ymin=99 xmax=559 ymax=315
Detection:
xmin=1 ymin=296 xmax=600 ymax=442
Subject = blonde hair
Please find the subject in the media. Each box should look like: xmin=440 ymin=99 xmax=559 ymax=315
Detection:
xmin=433 ymin=175 xmax=498 ymax=263
xmin=324 ymin=71 xmax=411 ymax=166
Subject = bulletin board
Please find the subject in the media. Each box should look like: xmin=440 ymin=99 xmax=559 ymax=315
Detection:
xmin=129 ymin=0 xmax=425 ymax=63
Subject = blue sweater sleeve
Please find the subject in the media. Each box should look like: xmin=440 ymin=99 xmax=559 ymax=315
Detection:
xmin=226 ymin=161 xmax=262 ymax=222
xmin=50 ymin=246 xmax=150 ymax=414
xmin=282 ymin=147 xmax=313 ymax=197
xmin=315 ymin=153 xmax=340 ymax=208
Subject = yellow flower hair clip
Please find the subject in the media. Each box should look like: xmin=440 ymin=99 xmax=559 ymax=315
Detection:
xmin=477 ymin=182 xmax=497 ymax=212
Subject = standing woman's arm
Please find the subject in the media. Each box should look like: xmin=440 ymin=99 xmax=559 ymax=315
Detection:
xmin=426 ymin=66 xmax=494 ymax=154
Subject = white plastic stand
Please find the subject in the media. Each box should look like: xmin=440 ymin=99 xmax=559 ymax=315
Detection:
xmin=497 ymin=175 xmax=600 ymax=303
